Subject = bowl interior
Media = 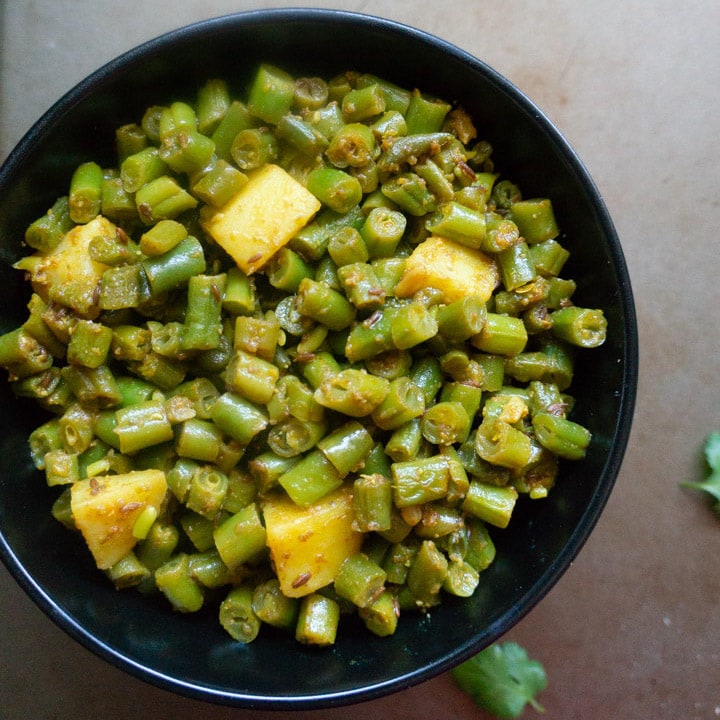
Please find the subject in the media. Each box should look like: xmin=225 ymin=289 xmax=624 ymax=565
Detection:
xmin=0 ymin=9 xmax=637 ymax=709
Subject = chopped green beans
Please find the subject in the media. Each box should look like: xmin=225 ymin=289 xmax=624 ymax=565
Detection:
xmin=0 ymin=65 xmax=605 ymax=648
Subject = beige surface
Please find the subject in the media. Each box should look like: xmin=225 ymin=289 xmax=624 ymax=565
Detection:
xmin=1 ymin=1 xmax=719 ymax=718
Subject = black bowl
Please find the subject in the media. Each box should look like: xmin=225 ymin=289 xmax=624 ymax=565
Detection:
xmin=0 ymin=8 xmax=637 ymax=710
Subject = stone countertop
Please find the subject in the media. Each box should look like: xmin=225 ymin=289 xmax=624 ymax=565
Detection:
xmin=1 ymin=2 xmax=719 ymax=718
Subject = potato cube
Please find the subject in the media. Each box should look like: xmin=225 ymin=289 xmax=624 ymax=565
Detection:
xmin=394 ymin=235 xmax=499 ymax=304
xmin=70 ymin=469 xmax=168 ymax=569
xmin=200 ymin=163 xmax=321 ymax=274
xmin=262 ymin=485 xmax=363 ymax=598
xmin=25 ymin=215 xmax=115 ymax=317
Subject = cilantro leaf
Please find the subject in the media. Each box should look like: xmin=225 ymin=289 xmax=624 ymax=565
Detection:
xmin=681 ymin=432 xmax=720 ymax=511
xmin=451 ymin=641 xmax=547 ymax=718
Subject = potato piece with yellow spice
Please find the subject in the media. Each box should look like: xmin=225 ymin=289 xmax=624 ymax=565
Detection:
xmin=15 ymin=215 xmax=115 ymax=318
xmin=200 ymin=163 xmax=321 ymax=275
xmin=262 ymin=485 xmax=363 ymax=598
xmin=70 ymin=469 xmax=168 ymax=570
xmin=394 ymin=235 xmax=499 ymax=304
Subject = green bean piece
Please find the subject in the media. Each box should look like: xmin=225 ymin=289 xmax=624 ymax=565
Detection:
xmin=44 ymin=449 xmax=79 ymax=487
xmin=174 ymin=418 xmax=221 ymax=463
xmin=277 ymin=449 xmax=343 ymax=507
xmin=462 ymin=480 xmax=518 ymax=529
xmin=436 ymin=296 xmax=487 ymax=343
xmin=308 ymin=99 xmax=344 ymax=140
xmin=334 ymin=262 xmax=384 ymax=312
xmin=22 ymin=295 xmax=65 ymax=359
xmin=353 ymin=474 xmax=393 ymax=533
xmin=121 ymin=147 xmax=168 ymax=193
xmin=529 ymin=238 xmax=570 ymax=277
xmin=218 ymin=468 xmax=255 ymax=513
xmin=181 ymin=273 xmax=226 ymax=351
xmin=403 ymin=90 xmax=451 ymax=134
xmin=135 ymin=176 xmax=198 ymax=224
xmin=252 ymin=578 xmax=299 ymax=629
xmin=106 ymin=552 xmax=151 ymax=590
xmin=326 ymin=122 xmax=376 ymax=168
xmin=498 ymin=240 xmax=536 ymax=291
xmin=196 ymin=78 xmax=230 ymax=135
xmin=276 ymin=113 xmax=329 ymax=156
xmin=214 ymin=502 xmax=267 ymax=569
xmin=100 ymin=171 xmax=138 ymax=222
xmin=314 ymin=368 xmax=389 ymax=418
xmin=66 ymin=320 xmax=112 ymax=369
xmin=425 ymin=201 xmax=487 ymax=248
xmin=295 ymin=278 xmax=356 ymax=331
xmin=327 ymin=226 xmax=369 ymax=267
xmin=544 ymin=277 xmax=576 ymax=310
xmin=231 ymin=128 xmax=279 ymax=171
xmin=474 ymin=417 xmax=534 ymax=472
xmin=112 ymin=398 xmax=175 ymax=455
xmin=371 ymin=111 xmax=408 ymax=142
xmin=480 ymin=212 xmax=521 ymax=253
xmin=297 ymin=351 xmax=341 ymax=391
xmin=224 ymin=348 xmax=279 ymax=405
xmin=306 ymin=166 xmax=363 ymax=214
xmin=313 ymin=254 xmax=341 ymax=290
xmin=370 ymin=376 xmax=425 ymax=431
xmin=136 ymin=521 xmax=180 ymax=572
xmin=210 ymin=392 xmax=268 ymax=445
xmin=115 ymin=122 xmax=148 ymax=161
xmin=504 ymin=345 xmax=574 ymax=391
xmin=364 ymin=349 xmax=412 ymax=381
xmin=442 ymin=560 xmax=480 ymax=597
xmin=360 ymin=207 xmax=407 ymax=259
xmin=407 ymin=540 xmax=448 ymax=608
xmin=180 ymin=510 xmax=217 ymax=552
xmin=295 ymin=593 xmax=340 ymax=646
xmin=222 ymin=266 xmax=256 ymax=315
xmin=344 ymin=305 xmax=399 ymax=362
xmin=268 ymin=418 xmax=327 ymax=458
xmin=391 ymin=455 xmax=451 ymax=507
xmin=339 ymin=83 xmax=385 ymax=123
xmin=62 ymin=364 xmax=122 ymax=409
xmin=247 ymin=64 xmax=296 ymax=124
xmin=376 ymin=132 xmax=454 ymax=175
xmin=550 ymin=306 xmax=607 ymax=348
xmin=98 ymin=264 xmax=146 ymax=311
xmin=391 ymin=302 xmax=438 ymax=350
xmin=0 ymin=328 xmax=53 ymax=379
xmin=415 ymin=504 xmax=464 ymax=540
xmin=68 ymin=161 xmax=103 ymax=223
xmin=381 ymin=172 xmax=437 ymax=217
xmin=155 ymin=553 xmax=205 ymax=613
xmin=334 ymin=553 xmax=387 ymax=609
xmin=158 ymin=101 xmax=197 ymax=140
xmin=219 ymin=585 xmax=261 ymax=643
xmin=211 ymin=100 xmax=254 ymax=161
xmin=191 ymin=159 xmax=247 ymax=208
xmin=509 ymin=198 xmax=559 ymax=243
xmin=532 ymin=412 xmax=591 ymax=460
xmin=385 ymin=417 xmax=424 ymax=463
xmin=11 ymin=368 xmax=61 ymax=409
xmin=421 ymin=401 xmax=472 ymax=446
xmin=188 ymin=549 xmax=235 ymax=589
xmin=314 ymin=421 xmax=373 ymax=477
xmin=266 ymin=247 xmax=314 ymax=293
xmin=294 ymin=76 xmax=329 ymax=111
xmin=470 ymin=312 xmax=528 ymax=357
xmin=246 ymin=452 xmax=297 ymax=495
xmin=129 ymin=351 xmax=186 ymax=390
xmin=141 ymin=235 xmax=206 ymax=296
xmin=460 ymin=518 xmax=495 ymax=572
xmin=414 ymin=158 xmax=455 ymax=203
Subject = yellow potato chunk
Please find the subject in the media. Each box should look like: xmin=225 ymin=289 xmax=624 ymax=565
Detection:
xmin=394 ymin=235 xmax=499 ymax=304
xmin=200 ymin=163 xmax=321 ymax=274
xmin=22 ymin=215 xmax=114 ymax=317
xmin=262 ymin=485 xmax=363 ymax=598
xmin=70 ymin=469 xmax=168 ymax=570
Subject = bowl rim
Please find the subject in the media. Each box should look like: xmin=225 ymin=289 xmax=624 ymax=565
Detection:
xmin=0 ymin=7 xmax=639 ymax=709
